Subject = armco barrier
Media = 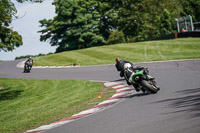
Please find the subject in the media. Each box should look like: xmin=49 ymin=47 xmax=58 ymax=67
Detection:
xmin=151 ymin=31 xmax=200 ymax=41
xmin=178 ymin=31 xmax=200 ymax=38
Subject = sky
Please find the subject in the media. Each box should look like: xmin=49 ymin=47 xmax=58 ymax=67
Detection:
xmin=0 ymin=0 xmax=56 ymax=61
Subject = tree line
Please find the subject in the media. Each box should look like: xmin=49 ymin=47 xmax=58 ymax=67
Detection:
xmin=1 ymin=0 xmax=200 ymax=53
xmin=15 ymin=52 xmax=53 ymax=60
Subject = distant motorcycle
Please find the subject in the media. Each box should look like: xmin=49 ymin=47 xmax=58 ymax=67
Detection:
xmin=24 ymin=62 xmax=32 ymax=73
xmin=131 ymin=68 xmax=160 ymax=94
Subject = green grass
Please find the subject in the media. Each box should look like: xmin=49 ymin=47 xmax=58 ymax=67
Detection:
xmin=34 ymin=38 xmax=200 ymax=66
xmin=0 ymin=78 xmax=115 ymax=133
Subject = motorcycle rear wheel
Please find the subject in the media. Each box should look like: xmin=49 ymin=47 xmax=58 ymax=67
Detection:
xmin=24 ymin=65 xmax=30 ymax=73
xmin=141 ymin=80 xmax=158 ymax=94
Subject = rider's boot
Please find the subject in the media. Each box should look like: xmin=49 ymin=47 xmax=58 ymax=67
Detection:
xmin=135 ymin=87 xmax=140 ymax=92
xmin=141 ymin=87 xmax=146 ymax=93
xmin=147 ymin=75 xmax=155 ymax=80
xmin=133 ymin=84 xmax=140 ymax=92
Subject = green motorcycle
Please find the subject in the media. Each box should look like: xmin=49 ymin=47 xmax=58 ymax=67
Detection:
xmin=131 ymin=69 xmax=160 ymax=94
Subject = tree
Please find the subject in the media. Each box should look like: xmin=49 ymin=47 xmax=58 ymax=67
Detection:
xmin=0 ymin=0 xmax=22 ymax=52
xmin=107 ymin=30 xmax=125 ymax=44
xmin=180 ymin=0 xmax=200 ymax=22
xmin=39 ymin=0 xmax=197 ymax=50
xmin=97 ymin=0 xmax=122 ymax=40
xmin=0 ymin=0 xmax=45 ymax=52
xmin=160 ymin=9 xmax=174 ymax=35
xmin=117 ymin=0 xmax=181 ymax=41
xmin=39 ymin=0 xmax=105 ymax=53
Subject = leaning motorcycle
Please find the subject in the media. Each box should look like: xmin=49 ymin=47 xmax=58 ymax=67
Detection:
xmin=24 ymin=62 xmax=32 ymax=73
xmin=131 ymin=69 xmax=160 ymax=94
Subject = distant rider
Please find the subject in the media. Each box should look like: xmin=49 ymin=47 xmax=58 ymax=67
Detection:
xmin=25 ymin=57 xmax=33 ymax=69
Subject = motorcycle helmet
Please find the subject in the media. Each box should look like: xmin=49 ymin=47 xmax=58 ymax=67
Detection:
xmin=116 ymin=57 xmax=120 ymax=62
xmin=124 ymin=63 xmax=131 ymax=69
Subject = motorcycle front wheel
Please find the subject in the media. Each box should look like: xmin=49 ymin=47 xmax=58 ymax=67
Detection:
xmin=141 ymin=80 xmax=158 ymax=94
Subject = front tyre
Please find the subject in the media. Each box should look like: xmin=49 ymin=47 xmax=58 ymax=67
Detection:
xmin=141 ymin=80 xmax=158 ymax=94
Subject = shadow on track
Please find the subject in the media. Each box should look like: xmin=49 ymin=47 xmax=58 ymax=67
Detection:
xmin=127 ymin=92 xmax=151 ymax=98
xmin=154 ymin=88 xmax=200 ymax=118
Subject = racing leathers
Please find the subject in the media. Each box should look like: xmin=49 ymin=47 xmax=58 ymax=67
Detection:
xmin=115 ymin=59 xmax=133 ymax=77
xmin=25 ymin=58 xmax=33 ymax=69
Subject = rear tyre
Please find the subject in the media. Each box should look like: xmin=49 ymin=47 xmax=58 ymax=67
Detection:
xmin=141 ymin=80 xmax=158 ymax=94
xmin=24 ymin=67 xmax=27 ymax=73
xmin=24 ymin=64 xmax=30 ymax=73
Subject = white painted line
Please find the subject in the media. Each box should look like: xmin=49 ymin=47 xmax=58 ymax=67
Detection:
xmin=112 ymin=85 xmax=128 ymax=89
xmin=104 ymin=82 xmax=121 ymax=87
xmin=26 ymin=120 xmax=71 ymax=133
xmin=116 ymin=87 xmax=133 ymax=92
xmin=112 ymin=91 xmax=133 ymax=97
xmin=98 ymin=99 xmax=120 ymax=105
xmin=72 ymin=108 xmax=99 ymax=117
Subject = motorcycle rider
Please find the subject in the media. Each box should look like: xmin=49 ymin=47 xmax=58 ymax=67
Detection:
xmin=123 ymin=63 xmax=148 ymax=92
xmin=115 ymin=57 xmax=133 ymax=77
xmin=24 ymin=57 xmax=33 ymax=72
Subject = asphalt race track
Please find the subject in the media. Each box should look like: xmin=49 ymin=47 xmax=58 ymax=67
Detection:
xmin=0 ymin=59 xmax=200 ymax=133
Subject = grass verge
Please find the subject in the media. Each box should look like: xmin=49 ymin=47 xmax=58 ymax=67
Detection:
xmin=0 ymin=78 xmax=115 ymax=133
xmin=33 ymin=38 xmax=200 ymax=66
